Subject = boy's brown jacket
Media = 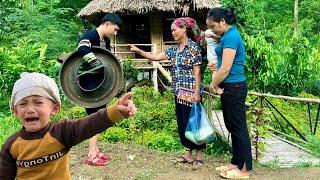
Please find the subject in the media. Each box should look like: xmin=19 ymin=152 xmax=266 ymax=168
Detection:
xmin=0 ymin=105 xmax=124 ymax=180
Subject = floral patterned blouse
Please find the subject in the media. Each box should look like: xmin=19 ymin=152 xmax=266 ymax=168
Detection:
xmin=165 ymin=39 xmax=203 ymax=95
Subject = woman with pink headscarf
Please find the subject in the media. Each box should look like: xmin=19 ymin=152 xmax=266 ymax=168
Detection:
xmin=129 ymin=17 xmax=205 ymax=167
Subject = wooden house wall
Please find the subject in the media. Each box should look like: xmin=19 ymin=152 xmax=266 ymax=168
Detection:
xmin=149 ymin=13 xmax=163 ymax=53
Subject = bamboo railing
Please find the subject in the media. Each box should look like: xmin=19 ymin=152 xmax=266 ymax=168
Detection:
xmin=110 ymin=43 xmax=172 ymax=91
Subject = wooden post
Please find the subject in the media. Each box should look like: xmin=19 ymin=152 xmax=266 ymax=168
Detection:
xmin=293 ymin=0 xmax=299 ymax=36
xmin=151 ymin=44 xmax=158 ymax=92
xmin=113 ymin=34 xmax=117 ymax=55
xmin=154 ymin=62 xmax=172 ymax=83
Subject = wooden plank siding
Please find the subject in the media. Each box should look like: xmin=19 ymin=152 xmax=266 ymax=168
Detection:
xmin=149 ymin=13 xmax=163 ymax=53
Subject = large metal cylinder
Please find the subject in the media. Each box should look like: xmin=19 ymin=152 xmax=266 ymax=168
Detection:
xmin=59 ymin=47 xmax=123 ymax=108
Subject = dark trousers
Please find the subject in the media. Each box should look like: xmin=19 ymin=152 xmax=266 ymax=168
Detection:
xmin=174 ymin=96 xmax=206 ymax=150
xmin=220 ymin=81 xmax=252 ymax=170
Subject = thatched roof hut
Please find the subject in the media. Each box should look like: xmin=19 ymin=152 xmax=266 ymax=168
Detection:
xmin=78 ymin=0 xmax=220 ymax=25
xmin=77 ymin=0 xmax=221 ymax=59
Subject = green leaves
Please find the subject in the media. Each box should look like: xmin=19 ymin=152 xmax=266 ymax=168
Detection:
xmin=0 ymin=115 xmax=21 ymax=144
xmin=223 ymin=0 xmax=320 ymax=96
xmin=123 ymin=59 xmax=139 ymax=81
xmin=0 ymin=0 xmax=84 ymax=114
xmin=246 ymin=106 xmax=272 ymax=156
xmin=305 ymin=135 xmax=320 ymax=157
xmin=0 ymin=41 xmax=52 ymax=90
xmin=100 ymin=127 xmax=129 ymax=143
xmin=98 ymin=87 xmax=182 ymax=152
xmin=0 ymin=0 xmax=82 ymax=59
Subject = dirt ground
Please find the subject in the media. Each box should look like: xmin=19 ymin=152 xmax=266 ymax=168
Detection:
xmin=70 ymin=142 xmax=320 ymax=180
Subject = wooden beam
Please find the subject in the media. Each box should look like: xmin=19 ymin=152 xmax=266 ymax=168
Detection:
xmin=154 ymin=62 xmax=172 ymax=83
xmin=249 ymin=92 xmax=320 ymax=104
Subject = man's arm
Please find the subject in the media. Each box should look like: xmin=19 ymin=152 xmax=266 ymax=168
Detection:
xmin=77 ymin=31 xmax=94 ymax=57
xmin=77 ymin=32 xmax=101 ymax=68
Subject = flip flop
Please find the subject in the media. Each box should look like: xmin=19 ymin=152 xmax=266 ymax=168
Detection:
xmin=176 ymin=156 xmax=193 ymax=164
xmin=194 ymin=159 xmax=204 ymax=165
xmin=215 ymin=165 xmax=235 ymax=172
xmin=220 ymin=169 xmax=249 ymax=179
xmin=97 ymin=152 xmax=111 ymax=161
xmin=85 ymin=155 xmax=108 ymax=166
xmin=192 ymin=159 xmax=204 ymax=170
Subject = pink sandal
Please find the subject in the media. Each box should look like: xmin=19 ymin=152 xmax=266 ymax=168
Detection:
xmin=97 ymin=152 xmax=111 ymax=161
xmin=85 ymin=155 xmax=108 ymax=166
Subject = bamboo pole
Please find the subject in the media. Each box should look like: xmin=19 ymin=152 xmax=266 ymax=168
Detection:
xmin=249 ymin=92 xmax=320 ymax=104
xmin=293 ymin=0 xmax=299 ymax=36
xmin=154 ymin=62 xmax=172 ymax=83
xmin=151 ymin=44 xmax=158 ymax=92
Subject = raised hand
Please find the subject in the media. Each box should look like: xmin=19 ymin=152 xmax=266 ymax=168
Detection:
xmin=128 ymin=44 xmax=141 ymax=54
xmin=116 ymin=92 xmax=136 ymax=118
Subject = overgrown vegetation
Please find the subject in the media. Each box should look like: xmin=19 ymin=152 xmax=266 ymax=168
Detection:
xmin=0 ymin=0 xmax=85 ymax=115
xmin=222 ymin=0 xmax=320 ymax=96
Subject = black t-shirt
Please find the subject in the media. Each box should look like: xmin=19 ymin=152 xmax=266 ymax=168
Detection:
xmin=77 ymin=29 xmax=111 ymax=57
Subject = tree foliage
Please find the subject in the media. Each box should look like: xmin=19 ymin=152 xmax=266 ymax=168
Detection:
xmin=222 ymin=0 xmax=320 ymax=96
xmin=0 ymin=0 xmax=85 ymax=114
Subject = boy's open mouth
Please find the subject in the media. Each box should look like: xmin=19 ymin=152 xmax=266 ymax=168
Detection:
xmin=25 ymin=117 xmax=39 ymax=122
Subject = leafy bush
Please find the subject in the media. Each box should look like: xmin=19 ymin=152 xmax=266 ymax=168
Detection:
xmin=94 ymin=86 xmax=179 ymax=150
xmin=246 ymin=106 xmax=272 ymax=156
xmin=0 ymin=41 xmax=60 ymax=115
xmin=145 ymin=131 xmax=181 ymax=152
xmin=309 ymin=80 xmax=320 ymax=96
xmin=0 ymin=0 xmax=82 ymax=59
xmin=305 ymin=135 xmax=320 ymax=157
xmin=51 ymin=99 xmax=86 ymax=122
xmin=205 ymin=136 xmax=231 ymax=156
xmin=132 ymin=130 xmax=181 ymax=152
xmin=117 ymin=87 xmax=177 ymax=133
xmin=123 ymin=59 xmax=139 ymax=81
xmin=100 ymin=127 xmax=129 ymax=143
xmin=0 ymin=115 xmax=21 ymax=144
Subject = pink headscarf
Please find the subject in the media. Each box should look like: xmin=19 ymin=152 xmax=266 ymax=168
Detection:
xmin=172 ymin=17 xmax=201 ymax=43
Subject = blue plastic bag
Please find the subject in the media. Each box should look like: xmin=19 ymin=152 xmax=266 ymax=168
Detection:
xmin=185 ymin=103 xmax=215 ymax=145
